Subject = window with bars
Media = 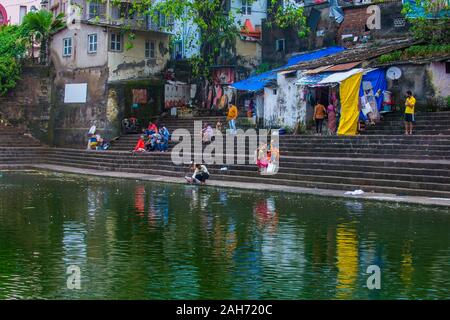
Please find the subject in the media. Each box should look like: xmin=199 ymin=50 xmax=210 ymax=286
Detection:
xmin=110 ymin=33 xmax=122 ymax=51
xmin=393 ymin=17 xmax=406 ymax=28
xmin=88 ymin=34 xmax=97 ymax=54
xmin=145 ymin=40 xmax=156 ymax=59
xmin=63 ymin=37 xmax=72 ymax=57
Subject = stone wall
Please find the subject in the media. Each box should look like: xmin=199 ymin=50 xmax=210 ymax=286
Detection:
xmin=429 ymin=62 xmax=450 ymax=100
xmin=386 ymin=64 xmax=435 ymax=111
xmin=51 ymin=66 xmax=113 ymax=148
xmin=0 ymin=65 xmax=53 ymax=143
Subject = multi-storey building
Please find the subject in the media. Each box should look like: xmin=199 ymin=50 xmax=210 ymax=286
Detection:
xmin=0 ymin=0 xmax=42 ymax=25
xmin=47 ymin=0 xmax=171 ymax=147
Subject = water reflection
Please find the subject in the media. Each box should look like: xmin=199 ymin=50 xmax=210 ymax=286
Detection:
xmin=335 ymin=222 xmax=358 ymax=299
xmin=0 ymin=171 xmax=449 ymax=299
xmin=134 ymin=185 xmax=145 ymax=216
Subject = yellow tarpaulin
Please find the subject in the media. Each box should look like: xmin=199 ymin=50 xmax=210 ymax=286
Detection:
xmin=337 ymin=72 xmax=363 ymax=136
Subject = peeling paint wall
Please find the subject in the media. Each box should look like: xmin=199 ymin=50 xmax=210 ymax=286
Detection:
xmin=108 ymin=30 xmax=170 ymax=82
xmin=386 ymin=64 xmax=435 ymax=109
xmin=51 ymin=24 xmax=108 ymax=70
xmin=263 ymin=73 xmax=306 ymax=129
xmin=429 ymin=62 xmax=450 ymax=98
xmin=236 ymin=38 xmax=262 ymax=74
xmin=51 ymin=66 xmax=112 ymax=147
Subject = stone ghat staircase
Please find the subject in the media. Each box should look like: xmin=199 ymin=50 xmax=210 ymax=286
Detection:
xmin=111 ymin=116 xmax=226 ymax=151
xmin=3 ymin=113 xmax=450 ymax=199
xmin=39 ymin=148 xmax=450 ymax=198
xmin=0 ymin=125 xmax=43 ymax=148
xmin=0 ymin=125 xmax=46 ymax=167
xmin=110 ymin=115 xmax=450 ymax=160
xmin=363 ymin=111 xmax=450 ymax=135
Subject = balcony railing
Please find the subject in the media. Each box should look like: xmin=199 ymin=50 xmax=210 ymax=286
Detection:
xmin=83 ymin=3 xmax=172 ymax=33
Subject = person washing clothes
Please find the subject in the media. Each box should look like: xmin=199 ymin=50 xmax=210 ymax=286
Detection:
xmin=185 ymin=163 xmax=210 ymax=185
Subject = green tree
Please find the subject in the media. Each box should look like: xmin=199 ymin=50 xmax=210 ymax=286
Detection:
xmin=402 ymin=0 xmax=450 ymax=44
xmin=267 ymin=0 xmax=309 ymax=38
xmin=104 ymin=0 xmax=308 ymax=78
xmin=0 ymin=25 xmax=28 ymax=96
xmin=22 ymin=9 xmax=65 ymax=65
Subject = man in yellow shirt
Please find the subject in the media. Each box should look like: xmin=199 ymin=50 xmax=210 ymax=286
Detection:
xmin=227 ymin=103 xmax=238 ymax=134
xmin=404 ymin=90 xmax=416 ymax=135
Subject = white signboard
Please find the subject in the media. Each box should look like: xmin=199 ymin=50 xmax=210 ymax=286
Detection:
xmin=64 ymin=83 xmax=87 ymax=103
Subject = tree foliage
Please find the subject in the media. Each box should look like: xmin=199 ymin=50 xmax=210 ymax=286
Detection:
xmin=267 ymin=0 xmax=309 ymax=38
xmin=95 ymin=0 xmax=308 ymax=78
xmin=22 ymin=9 xmax=65 ymax=65
xmin=402 ymin=0 xmax=450 ymax=44
xmin=0 ymin=25 xmax=28 ymax=96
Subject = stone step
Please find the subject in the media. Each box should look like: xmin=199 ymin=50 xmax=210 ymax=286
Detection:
xmin=44 ymin=148 xmax=450 ymax=167
xmin=45 ymin=154 xmax=450 ymax=184
xmin=42 ymin=158 xmax=450 ymax=198
xmin=45 ymin=151 xmax=450 ymax=178
xmin=111 ymin=139 xmax=450 ymax=150
xmin=44 ymin=150 xmax=450 ymax=173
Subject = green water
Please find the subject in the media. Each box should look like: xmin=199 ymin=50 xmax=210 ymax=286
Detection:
xmin=0 ymin=171 xmax=449 ymax=300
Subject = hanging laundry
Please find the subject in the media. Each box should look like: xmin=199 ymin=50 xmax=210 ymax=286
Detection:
xmin=329 ymin=0 xmax=345 ymax=24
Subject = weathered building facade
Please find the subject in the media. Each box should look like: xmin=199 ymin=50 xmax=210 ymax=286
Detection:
xmin=262 ymin=0 xmax=409 ymax=67
xmin=0 ymin=0 xmax=42 ymax=25
xmin=47 ymin=0 xmax=170 ymax=147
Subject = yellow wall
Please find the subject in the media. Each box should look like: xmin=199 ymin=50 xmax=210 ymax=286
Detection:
xmin=108 ymin=30 xmax=170 ymax=82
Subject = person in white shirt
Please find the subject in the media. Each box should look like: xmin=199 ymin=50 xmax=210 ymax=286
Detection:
xmin=185 ymin=163 xmax=210 ymax=185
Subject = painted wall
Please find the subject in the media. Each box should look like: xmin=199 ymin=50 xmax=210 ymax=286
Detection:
xmin=108 ymin=30 xmax=170 ymax=82
xmin=0 ymin=0 xmax=41 ymax=25
xmin=386 ymin=64 xmax=435 ymax=110
xmin=232 ymin=0 xmax=267 ymax=28
xmin=51 ymin=24 xmax=108 ymax=70
xmin=429 ymin=62 xmax=450 ymax=98
xmin=51 ymin=65 xmax=112 ymax=147
xmin=171 ymin=8 xmax=201 ymax=59
xmin=263 ymin=72 xmax=310 ymax=129
xmin=236 ymin=37 xmax=262 ymax=74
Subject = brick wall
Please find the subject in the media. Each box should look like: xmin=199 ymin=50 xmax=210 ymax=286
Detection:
xmin=337 ymin=1 xmax=409 ymax=47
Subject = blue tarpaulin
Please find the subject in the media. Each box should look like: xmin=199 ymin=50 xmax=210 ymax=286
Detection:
xmin=285 ymin=46 xmax=345 ymax=67
xmin=231 ymin=46 xmax=346 ymax=92
xmin=359 ymin=69 xmax=387 ymax=121
xmin=296 ymin=73 xmax=331 ymax=86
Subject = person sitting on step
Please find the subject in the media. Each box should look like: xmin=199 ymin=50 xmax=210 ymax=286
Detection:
xmin=146 ymin=121 xmax=158 ymax=136
xmin=216 ymin=120 xmax=223 ymax=133
xmin=202 ymin=123 xmax=214 ymax=143
xmin=159 ymin=125 xmax=170 ymax=152
xmin=133 ymin=135 xmax=146 ymax=153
